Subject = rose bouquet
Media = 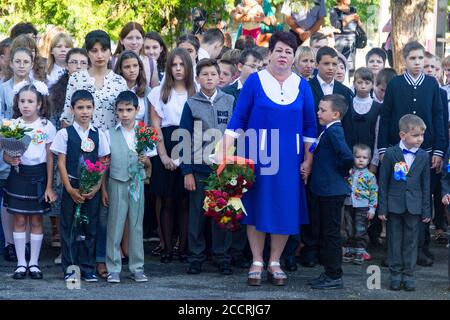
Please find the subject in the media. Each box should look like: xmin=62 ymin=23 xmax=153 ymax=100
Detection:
xmin=74 ymin=159 xmax=108 ymax=240
xmin=135 ymin=121 xmax=160 ymax=155
xmin=0 ymin=119 xmax=33 ymax=172
xmin=203 ymin=156 xmax=255 ymax=231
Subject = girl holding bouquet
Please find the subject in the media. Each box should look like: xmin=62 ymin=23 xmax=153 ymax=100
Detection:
xmin=3 ymin=83 xmax=57 ymax=280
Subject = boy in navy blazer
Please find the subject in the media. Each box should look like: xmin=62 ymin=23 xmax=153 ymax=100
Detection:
xmin=300 ymin=46 xmax=354 ymax=269
xmin=307 ymin=94 xmax=354 ymax=290
xmin=378 ymin=114 xmax=431 ymax=291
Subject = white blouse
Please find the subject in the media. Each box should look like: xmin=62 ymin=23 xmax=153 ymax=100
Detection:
xmin=60 ymin=69 xmax=128 ymax=132
xmin=47 ymin=64 xmax=66 ymax=89
xmin=19 ymin=118 xmax=56 ymax=166
xmin=148 ymin=86 xmax=188 ymax=127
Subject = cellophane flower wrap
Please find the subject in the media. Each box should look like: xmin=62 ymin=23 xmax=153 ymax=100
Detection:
xmin=0 ymin=119 xmax=32 ymax=172
xmin=203 ymin=157 xmax=255 ymax=231
xmin=74 ymin=159 xmax=108 ymax=229
xmin=135 ymin=121 xmax=160 ymax=155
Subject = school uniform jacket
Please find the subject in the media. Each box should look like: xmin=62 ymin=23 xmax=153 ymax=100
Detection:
xmin=378 ymin=144 xmax=430 ymax=217
xmin=308 ymin=76 xmax=355 ymax=148
xmin=310 ymin=122 xmax=354 ymax=197
xmin=377 ymin=74 xmax=445 ymax=158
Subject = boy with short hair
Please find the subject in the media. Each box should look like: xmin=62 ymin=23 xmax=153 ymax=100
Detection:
xmin=342 ymin=143 xmax=378 ymax=265
xmin=199 ymin=28 xmax=225 ymax=60
xmin=301 ymin=46 xmax=355 ymax=268
xmin=179 ymin=58 xmax=235 ymax=275
xmin=378 ymin=114 xmax=431 ymax=291
xmin=50 ymin=89 xmax=110 ymax=283
xmin=307 ymin=94 xmax=354 ymax=289
xmin=372 ymin=67 xmax=397 ymax=104
xmin=103 ymin=91 xmax=151 ymax=283
xmin=222 ymin=48 xmax=263 ymax=103
xmin=218 ymin=59 xmax=239 ymax=88
xmin=378 ymin=42 xmax=446 ymax=267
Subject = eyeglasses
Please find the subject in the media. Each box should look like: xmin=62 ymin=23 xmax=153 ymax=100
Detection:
xmin=68 ymin=60 xmax=89 ymax=67
xmin=244 ymin=64 xmax=263 ymax=71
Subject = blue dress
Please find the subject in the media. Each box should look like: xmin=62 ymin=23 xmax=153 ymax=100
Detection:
xmin=227 ymin=70 xmax=317 ymax=235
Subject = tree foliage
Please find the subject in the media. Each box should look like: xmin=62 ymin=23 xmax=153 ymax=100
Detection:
xmin=0 ymin=0 xmax=234 ymax=46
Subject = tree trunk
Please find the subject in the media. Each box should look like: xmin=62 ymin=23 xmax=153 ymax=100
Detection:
xmin=391 ymin=0 xmax=428 ymax=73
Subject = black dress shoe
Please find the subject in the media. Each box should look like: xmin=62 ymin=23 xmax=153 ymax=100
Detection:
xmin=12 ymin=266 xmax=27 ymax=279
xmin=389 ymin=280 xmax=402 ymax=291
xmin=160 ymin=252 xmax=173 ymax=263
xmin=187 ymin=261 xmax=202 ymax=274
xmin=3 ymin=244 xmax=17 ymax=262
xmin=219 ymin=262 xmax=233 ymax=275
xmin=28 ymin=265 xmax=43 ymax=280
xmin=301 ymin=260 xmax=316 ymax=268
xmin=403 ymin=281 xmax=416 ymax=291
xmin=310 ymin=275 xmax=343 ymax=290
xmin=307 ymin=273 xmax=327 ymax=286
xmin=284 ymin=259 xmax=298 ymax=272
xmin=417 ymin=253 xmax=433 ymax=267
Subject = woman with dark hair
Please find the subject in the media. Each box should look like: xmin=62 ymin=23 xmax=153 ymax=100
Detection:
xmin=144 ymin=32 xmax=167 ymax=81
xmin=112 ymin=22 xmax=159 ymax=88
xmin=215 ymin=31 xmax=317 ymax=286
xmin=149 ymin=48 xmax=196 ymax=263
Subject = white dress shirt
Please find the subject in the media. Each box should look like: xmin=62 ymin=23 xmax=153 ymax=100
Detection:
xmin=399 ymin=140 xmax=418 ymax=169
xmin=317 ymin=75 xmax=334 ymax=95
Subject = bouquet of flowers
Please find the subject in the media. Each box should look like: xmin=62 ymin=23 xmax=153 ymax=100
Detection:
xmin=135 ymin=121 xmax=160 ymax=155
xmin=0 ymin=119 xmax=32 ymax=172
xmin=203 ymin=156 xmax=255 ymax=231
xmin=74 ymin=159 xmax=108 ymax=240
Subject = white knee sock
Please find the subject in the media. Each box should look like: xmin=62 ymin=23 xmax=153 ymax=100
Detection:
xmin=29 ymin=233 xmax=43 ymax=271
xmin=13 ymin=232 xmax=26 ymax=267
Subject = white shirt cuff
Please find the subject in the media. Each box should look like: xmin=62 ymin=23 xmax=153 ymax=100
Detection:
xmin=224 ymin=129 xmax=240 ymax=139
xmin=303 ymin=137 xmax=316 ymax=143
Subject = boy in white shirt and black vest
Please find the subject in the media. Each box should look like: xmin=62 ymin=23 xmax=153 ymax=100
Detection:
xmin=50 ymin=90 xmax=110 ymax=283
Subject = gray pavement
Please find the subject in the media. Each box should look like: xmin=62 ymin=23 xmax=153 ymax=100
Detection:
xmin=1 ymin=229 xmax=450 ymax=300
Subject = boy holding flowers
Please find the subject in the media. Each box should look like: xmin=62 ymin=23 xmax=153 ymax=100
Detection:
xmin=103 ymin=91 xmax=156 ymax=283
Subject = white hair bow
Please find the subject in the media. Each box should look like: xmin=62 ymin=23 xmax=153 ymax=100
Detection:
xmin=13 ymin=79 xmax=49 ymax=96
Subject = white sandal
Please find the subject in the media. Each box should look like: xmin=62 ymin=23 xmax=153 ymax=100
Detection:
xmin=267 ymin=261 xmax=287 ymax=286
xmin=247 ymin=261 xmax=264 ymax=286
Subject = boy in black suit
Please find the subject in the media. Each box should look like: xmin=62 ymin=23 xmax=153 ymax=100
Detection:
xmin=300 ymin=46 xmax=354 ymax=269
xmin=378 ymin=114 xmax=431 ymax=291
xmin=378 ymin=42 xmax=445 ymax=267
xmin=307 ymin=94 xmax=354 ymax=290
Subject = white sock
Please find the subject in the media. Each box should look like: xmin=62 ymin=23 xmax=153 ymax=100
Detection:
xmin=29 ymin=233 xmax=43 ymax=271
xmin=13 ymin=232 xmax=26 ymax=269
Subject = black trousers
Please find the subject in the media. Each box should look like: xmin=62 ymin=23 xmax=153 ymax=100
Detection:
xmin=300 ymin=187 xmax=320 ymax=263
xmin=316 ymin=194 xmax=346 ymax=279
xmin=60 ymin=179 xmax=100 ymax=276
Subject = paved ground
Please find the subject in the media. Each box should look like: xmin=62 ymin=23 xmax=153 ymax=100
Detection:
xmin=1 ymin=222 xmax=450 ymax=301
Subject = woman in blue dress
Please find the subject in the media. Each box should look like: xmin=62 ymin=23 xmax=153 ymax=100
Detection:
xmin=218 ymin=32 xmax=317 ymax=286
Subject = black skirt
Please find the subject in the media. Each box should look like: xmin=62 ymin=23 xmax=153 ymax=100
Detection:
xmin=3 ymin=163 xmax=51 ymax=215
xmin=149 ymin=126 xmax=187 ymax=197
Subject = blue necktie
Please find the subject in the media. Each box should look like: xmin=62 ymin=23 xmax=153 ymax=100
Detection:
xmin=402 ymin=149 xmax=417 ymax=156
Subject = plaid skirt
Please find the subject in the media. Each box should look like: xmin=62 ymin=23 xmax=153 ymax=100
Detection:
xmin=3 ymin=163 xmax=51 ymax=216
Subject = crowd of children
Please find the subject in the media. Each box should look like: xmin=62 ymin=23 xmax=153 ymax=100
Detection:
xmin=0 ymin=17 xmax=449 ymax=294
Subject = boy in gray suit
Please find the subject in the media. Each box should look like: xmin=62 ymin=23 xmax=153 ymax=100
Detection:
xmin=378 ymin=114 xmax=431 ymax=291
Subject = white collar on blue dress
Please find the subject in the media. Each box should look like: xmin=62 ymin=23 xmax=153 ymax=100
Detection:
xmin=258 ymin=69 xmax=300 ymax=105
